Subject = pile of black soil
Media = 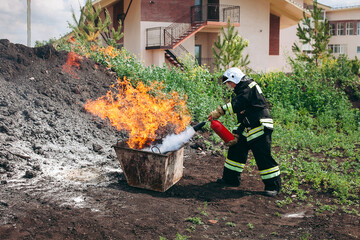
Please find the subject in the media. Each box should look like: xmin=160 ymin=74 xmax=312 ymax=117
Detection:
xmin=0 ymin=39 xmax=125 ymax=184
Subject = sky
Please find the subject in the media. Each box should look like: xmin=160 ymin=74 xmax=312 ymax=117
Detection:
xmin=0 ymin=0 xmax=85 ymax=47
xmin=0 ymin=0 xmax=360 ymax=47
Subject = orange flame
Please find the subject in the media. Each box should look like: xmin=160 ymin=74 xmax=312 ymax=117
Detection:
xmin=84 ymin=77 xmax=191 ymax=149
xmin=62 ymin=51 xmax=82 ymax=79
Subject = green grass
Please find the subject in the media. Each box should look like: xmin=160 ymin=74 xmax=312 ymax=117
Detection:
xmin=57 ymin=41 xmax=360 ymax=205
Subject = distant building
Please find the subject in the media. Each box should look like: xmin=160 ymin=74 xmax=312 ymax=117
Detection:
xmin=92 ymin=0 xmax=313 ymax=72
xmin=326 ymin=5 xmax=360 ymax=59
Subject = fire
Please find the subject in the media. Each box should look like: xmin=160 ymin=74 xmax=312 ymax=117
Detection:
xmin=84 ymin=77 xmax=191 ymax=149
xmin=62 ymin=51 xmax=82 ymax=79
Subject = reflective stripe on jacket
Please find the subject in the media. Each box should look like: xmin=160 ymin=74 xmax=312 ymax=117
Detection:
xmin=221 ymin=78 xmax=273 ymax=142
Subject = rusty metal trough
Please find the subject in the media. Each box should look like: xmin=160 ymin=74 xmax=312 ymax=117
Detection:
xmin=112 ymin=139 xmax=184 ymax=192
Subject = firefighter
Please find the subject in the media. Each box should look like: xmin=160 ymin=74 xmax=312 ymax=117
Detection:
xmin=208 ymin=67 xmax=281 ymax=197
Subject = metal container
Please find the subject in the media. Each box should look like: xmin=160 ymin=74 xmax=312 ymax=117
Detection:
xmin=112 ymin=140 xmax=184 ymax=192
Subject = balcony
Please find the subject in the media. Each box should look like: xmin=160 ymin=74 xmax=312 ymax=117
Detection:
xmin=146 ymin=4 xmax=240 ymax=49
xmin=146 ymin=27 xmax=168 ymax=49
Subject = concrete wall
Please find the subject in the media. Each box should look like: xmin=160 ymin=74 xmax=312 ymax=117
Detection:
xmin=124 ymin=0 xmax=141 ymax=58
xmin=220 ymin=0 xmax=270 ymax=72
xmin=194 ymin=32 xmax=218 ymax=70
xmin=182 ymin=36 xmax=196 ymax=58
xmin=275 ymin=25 xmax=297 ymax=72
xmin=195 ymin=32 xmax=218 ymax=58
xmin=326 ymin=8 xmax=360 ymax=21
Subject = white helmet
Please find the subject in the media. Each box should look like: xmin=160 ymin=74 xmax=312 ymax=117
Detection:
xmin=222 ymin=67 xmax=245 ymax=84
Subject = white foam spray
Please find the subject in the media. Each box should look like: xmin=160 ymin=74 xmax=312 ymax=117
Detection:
xmin=143 ymin=127 xmax=195 ymax=154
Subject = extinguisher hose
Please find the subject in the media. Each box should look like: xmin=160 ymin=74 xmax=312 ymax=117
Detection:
xmin=193 ymin=121 xmax=206 ymax=131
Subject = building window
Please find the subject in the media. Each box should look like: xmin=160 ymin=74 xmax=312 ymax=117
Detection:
xmin=346 ymin=22 xmax=354 ymax=35
xmin=329 ymin=23 xmax=336 ymax=36
xmin=337 ymin=22 xmax=345 ymax=35
xmin=329 ymin=44 xmax=346 ymax=54
xmin=357 ymin=46 xmax=360 ymax=53
xmin=357 ymin=22 xmax=360 ymax=35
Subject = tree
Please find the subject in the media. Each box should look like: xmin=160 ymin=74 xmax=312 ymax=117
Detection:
xmin=68 ymin=0 xmax=123 ymax=47
xmin=292 ymin=0 xmax=331 ymax=66
xmin=212 ymin=19 xmax=250 ymax=72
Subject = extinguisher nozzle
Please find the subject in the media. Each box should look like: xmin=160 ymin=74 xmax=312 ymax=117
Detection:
xmin=193 ymin=121 xmax=206 ymax=131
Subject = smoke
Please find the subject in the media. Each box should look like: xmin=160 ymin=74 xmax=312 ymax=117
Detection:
xmin=143 ymin=127 xmax=195 ymax=154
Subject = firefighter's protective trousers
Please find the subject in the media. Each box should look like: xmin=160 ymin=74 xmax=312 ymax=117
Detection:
xmin=223 ymin=128 xmax=280 ymax=190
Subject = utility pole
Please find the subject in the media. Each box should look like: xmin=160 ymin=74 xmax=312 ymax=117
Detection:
xmin=27 ymin=0 xmax=31 ymax=47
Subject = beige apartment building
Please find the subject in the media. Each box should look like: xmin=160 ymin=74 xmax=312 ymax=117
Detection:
xmin=93 ymin=0 xmax=314 ymax=72
xmin=326 ymin=5 xmax=360 ymax=59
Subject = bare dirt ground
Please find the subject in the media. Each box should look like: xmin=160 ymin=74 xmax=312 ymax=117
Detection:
xmin=0 ymin=39 xmax=359 ymax=240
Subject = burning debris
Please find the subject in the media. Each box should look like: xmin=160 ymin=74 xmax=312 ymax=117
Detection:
xmin=61 ymin=51 xmax=82 ymax=79
xmin=84 ymin=77 xmax=192 ymax=150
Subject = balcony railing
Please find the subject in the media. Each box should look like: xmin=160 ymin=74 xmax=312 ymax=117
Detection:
xmin=146 ymin=27 xmax=167 ymax=48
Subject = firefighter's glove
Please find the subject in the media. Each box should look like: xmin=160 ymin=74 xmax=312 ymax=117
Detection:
xmin=226 ymin=134 xmax=239 ymax=147
xmin=209 ymin=105 xmax=225 ymax=120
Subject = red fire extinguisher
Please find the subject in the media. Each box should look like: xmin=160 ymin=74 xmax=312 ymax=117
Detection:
xmin=209 ymin=117 xmax=235 ymax=143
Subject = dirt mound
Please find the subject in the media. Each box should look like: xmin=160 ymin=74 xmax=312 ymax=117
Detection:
xmin=0 ymin=39 xmax=123 ymax=182
xmin=0 ymin=39 xmax=359 ymax=240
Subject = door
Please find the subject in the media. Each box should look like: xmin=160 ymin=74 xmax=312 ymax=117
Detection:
xmin=194 ymin=0 xmax=202 ymax=22
xmin=208 ymin=0 xmax=219 ymax=21
xmin=195 ymin=45 xmax=202 ymax=65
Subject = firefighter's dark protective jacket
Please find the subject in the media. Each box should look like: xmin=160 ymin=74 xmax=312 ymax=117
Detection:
xmin=221 ymin=77 xmax=273 ymax=142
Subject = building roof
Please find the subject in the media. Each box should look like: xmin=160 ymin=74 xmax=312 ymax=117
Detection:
xmin=327 ymin=5 xmax=360 ymax=11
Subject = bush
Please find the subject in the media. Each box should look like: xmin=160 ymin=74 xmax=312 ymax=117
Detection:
xmin=252 ymin=61 xmax=360 ymax=135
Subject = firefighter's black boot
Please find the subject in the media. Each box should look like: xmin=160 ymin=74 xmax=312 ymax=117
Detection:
xmin=263 ymin=175 xmax=281 ymax=197
xmin=216 ymin=167 xmax=241 ymax=187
